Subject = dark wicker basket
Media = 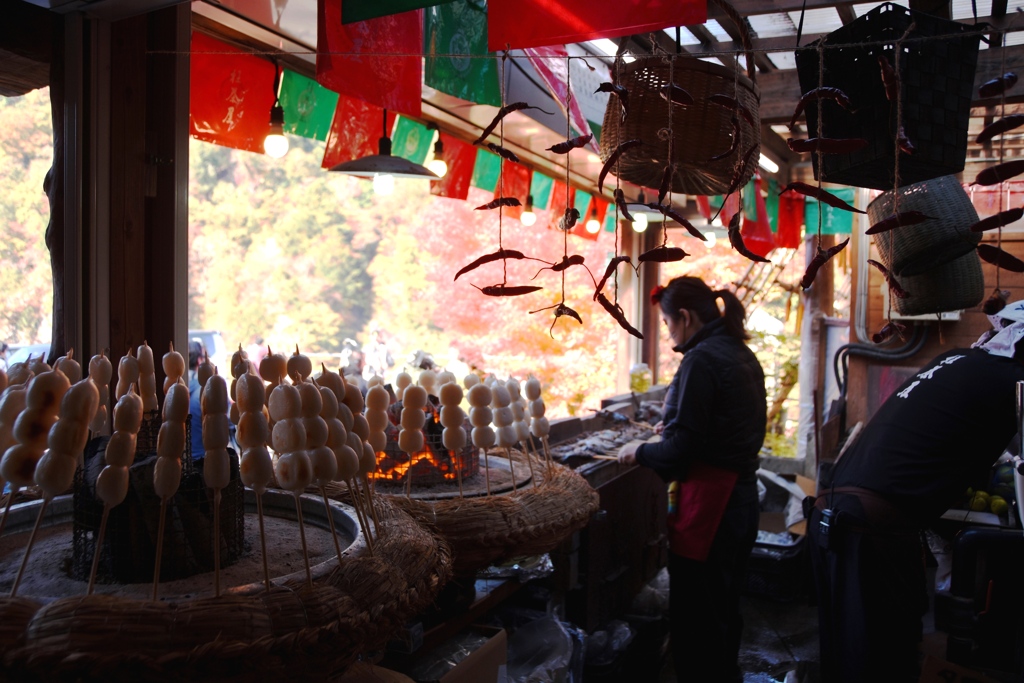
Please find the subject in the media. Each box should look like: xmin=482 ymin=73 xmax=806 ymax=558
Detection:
xmin=599 ymin=0 xmax=759 ymax=196
xmin=884 ymin=249 xmax=984 ymax=317
xmin=795 ymin=3 xmax=983 ymax=191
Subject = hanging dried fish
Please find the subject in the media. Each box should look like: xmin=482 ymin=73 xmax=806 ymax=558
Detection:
xmin=866 ymin=259 xmax=911 ymax=298
xmin=598 ymin=139 xmax=642 ymax=192
xmin=613 ymin=188 xmax=634 ymax=222
xmin=644 ymin=203 xmax=708 ymax=241
xmin=788 ymin=87 xmax=854 ymax=129
xmin=531 ymin=254 xmax=587 ymax=280
xmin=638 ymin=245 xmax=688 ymax=263
xmin=474 ymin=197 xmax=522 ymax=211
xmin=658 ymin=164 xmax=674 ymax=205
xmin=872 ymin=320 xmax=907 ymax=344
xmin=547 ymin=134 xmax=593 ymax=154
xmin=473 ymin=102 xmax=554 ymax=145
xmin=976 ymin=114 xmax=1024 ymax=144
xmin=877 ymin=55 xmax=898 ymax=102
xmin=728 ymin=212 xmax=771 ymax=263
xmin=559 ymin=208 xmax=581 ymax=231
xmin=708 ymin=94 xmax=756 ymax=127
xmin=787 ymin=137 xmax=869 ymax=154
xmin=969 ymin=207 xmax=1024 ymax=232
xmin=545 ymin=303 xmax=583 ymax=338
xmin=596 ymin=82 xmax=629 ymax=121
xmin=973 ymin=159 xmax=1024 ymax=186
xmin=710 ymin=117 xmax=741 ymax=161
xmin=487 ymin=142 xmax=520 ymax=163
xmin=454 ymin=249 xmax=528 ymax=281
xmin=978 ymin=72 xmax=1018 ymax=98
xmin=594 ymin=256 xmax=632 ymax=300
xmin=800 ymin=238 xmax=850 ymax=289
xmin=865 ymin=211 xmax=935 ymax=235
xmin=778 ymin=182 xmax=866 ymax=214
xmin=472 ymin=283 xmax=544 ymax=297
xmin=596 ymin=292 xmax=643 ymax=339
xmin=660 ymin=84 xmax=694 ymax=106
xmin=977 ymin=243 xmax=1024 ymax=272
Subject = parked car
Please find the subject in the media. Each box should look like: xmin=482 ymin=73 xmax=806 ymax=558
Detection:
xmin=7 ymin=343 xmax=51 ymax=367
xmin=188 ymin=330 xmax=228 ymax=375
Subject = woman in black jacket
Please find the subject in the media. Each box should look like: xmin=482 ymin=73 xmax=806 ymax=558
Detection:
xmin=618 ymin=276 xmax=767 ymax=683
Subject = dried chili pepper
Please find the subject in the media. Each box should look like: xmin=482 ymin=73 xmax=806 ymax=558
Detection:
xmin=977 ymin=243 xmax=1024 ymax=272
xmin=778 ymin=182 xmax=866 ymax=214
xmin=474 ymin=102 xmax=554 ymax=145
xmin=638 ymin=245 xmax=688 ymax=263
xmin=559 ymin=208 xmax=581 ymax=231
xmin=473 ymin=283 xmax=544 ymax=297
xmin=596 ymin=292 xmax=643 ymax=339
xmin=976 ymin=114 xmax=1024 ymax=144
xmin=787 ymin=137 xmax=869 ymax=154
xmin=660 ymin=84 xmax=694 ymax=106
xmin=598 ymin=139 xmax=642 ymax=193
xmin=644 ymin=203 xmax=708 ymax=241
xmin=866 ymin=259 xmax=911 ymax=298
xmin=547 ymin=134 xmax=593 ymax=154
xmin=969 ymin=207 xmax=1024 ymax=232
xmin=658 ymin=164 xmax=674 ymax=205
xmin=546 ymin=303 xmax=583 ymax=337
xmin=708 ymin=94 xmax=756 ymax=127
xmin=728 ymin=212 xmax=771 ymax=263
xmin=788 ymin=86 xmax=854 ymax=129
xmin=800 ymin=238 xmax=850 ymax=289
xmin=710 ymin=117 xmax=740 ymax=161
xmin=474 ymin=197 xmax=522 ymax=211
xmin=896 ymin=125 xmax=914 ymax=155
xmin=978 ymin=72 xmax=1018 ymax=98
xmin=596 ymin=82 xmax=629 ymax=121
xmin=877 ymin=55 xmax=898 ymax=102
xmin=983 ymin=288 xmax=1012 ymax=315
xmin=973 ymin=159 xmax=1024 ymax=186
xmin=865 ymin=211 xmax=935 ymax=235
xmin=872 ymin=320 xmax=907 ymax=344
xmin=613 ymin=188 xmax=634 ymax=222
xmin=454 ymin=249 xmax=528 ymax=281
xmin=531 ymin=254 xmax=587 ymax=280
xmin=594 ymin=255 xmax=632 ymax=300
xmin=487 ymin=142 xmax=520 ymax=163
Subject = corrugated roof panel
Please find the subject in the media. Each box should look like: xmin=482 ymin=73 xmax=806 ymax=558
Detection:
xmin=748 ymin=13 xmax=796 ymax=39
xmin=786 ymin=7 xmax=842 ymax=34
xmin=768 ymin=50 xmax=797 ymax=70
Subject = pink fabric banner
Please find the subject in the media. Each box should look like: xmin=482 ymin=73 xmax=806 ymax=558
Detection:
xmin=524 ymin=45 xmax=598 ymax=153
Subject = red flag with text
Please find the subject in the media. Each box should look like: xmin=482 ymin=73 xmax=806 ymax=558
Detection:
xmin=321 ymin=96 xmax=396 ymax=169
xmin=189 ymin=32 xmax=276 ymax=154
xmin=431 ymin=132 xmax=477 ymax=200
xmin=488 ymin=0 xmax=706 ymax=51
xmin=317 ymin=0 xmax=423 ymax=116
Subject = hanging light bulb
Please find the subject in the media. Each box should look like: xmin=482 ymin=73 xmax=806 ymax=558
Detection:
xmin=263 ymin=62 xmax=289 ymax=159
xmin=585 ymin=203 xmax=601 ymax=234
xmin=372 ymin=173 xmax=395 ymax=196
xmin=633 ymin=212 xmax=649 ymax=233
xmin=705 ymin=231 xmax=717 ymax=249
xmin=427 ymin=133 xmax=448 ymax=178
xmin=520 ymin=194 xmax=537 ymax=226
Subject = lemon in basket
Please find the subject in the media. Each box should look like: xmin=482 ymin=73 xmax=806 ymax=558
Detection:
xmin=989 ymin=495 xmax=1009 ymax=516
xmin=970 ymin=491 xmax=990 ymax=512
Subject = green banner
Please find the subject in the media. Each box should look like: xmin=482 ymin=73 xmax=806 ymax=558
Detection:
xmin=766 ymin=178 xmax=779 ymax=232
xmin=470 ymin=147 xmax=501 ymax=192
xmin=391 ymin=116 xmax=433 ymax=164
xmin=344 ymin=0 xmax=455 ymax=24
xmin=804 ymin=188 xmax=855 ymax=235
xmin=425 ymin=0 xmax=501 ymax=107
xmin=742 ymin=178 xmax=757 ymax=221
xmin=530 ymin=173 xmax=554 ymax=209
xmin=574 ymin=189 xmax=591 ymax=217
xmin=278 ymin=70 xmax=338 ymax=142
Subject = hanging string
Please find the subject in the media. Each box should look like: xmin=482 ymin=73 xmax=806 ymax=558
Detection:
xmin=500 ymin=50 xmax=508 ymax=286
xmin=561 ymin=53 xmax=571 ymax=305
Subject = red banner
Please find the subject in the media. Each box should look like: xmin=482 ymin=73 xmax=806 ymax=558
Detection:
xmin=777 ymin=192 xmax=805 ymax=250
xmin=430 ymin=132 xmax=477 ymax=200
xmin=321 ymin=95 xmax=396 ymax=169
xmin=317 ymin=0 xmax=423 ymax=116
xmin=547 ymin=179 xmax=573 ymax=231
xmin=741 ymin=176 xmax=776 ymax=258
xmin=719 ymin=192 xmax=741 ymax=230
xmin=495 ymin=160 xmax=531 ymax=219
xmin=488 ymin=0 xmax=706 ymax=51
xmin=524 ymin=46 xmax=596 ymax=152
xmin=695 ymin=195 xmax=712 ymax=221
xmin=189 ymin=32 xmax=276 ymax=154
xmin=569 ymin=195 xmax=608 ymax=241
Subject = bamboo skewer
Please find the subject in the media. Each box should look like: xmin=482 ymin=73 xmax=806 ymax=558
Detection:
xmin=505 ymin=447 xmax=518 ymax=491
xmin=213 ymin=489 xmax=222 ymax=597
xmin=152 ymin=499 xmax=168 ymax=601
xmin=293 ymin=493 xmax=313 ymax=588
xmin=362 ymin=474 xmax=380 ymax=531
xmin=87 ymin=505 xmax=111 ymax=595
xmin=519 ymin=441 xmax=537 ymax=487
xmin=347 ymin=477 xmax=374 ymax=555
xmin=0 ymin=491 xmax=16 ymax=537
xmin=10 ymin=497 xmax=47 ymax=597
xmin=255 ymin=492 xmax=272 ymax=592
xmin=482 ymin=447 xmax=492 ymax=496
xmin=320 ymin=487 xmax=344 ymax=565
xmin=452 ymin=449 xmax=464 ymax=497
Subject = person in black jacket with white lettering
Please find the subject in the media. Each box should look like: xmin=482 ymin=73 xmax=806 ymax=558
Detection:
xmin=618 ymin=276 xmax=767 ymax=683
xmin=809 ymin=300 xmax=1024 ymax=683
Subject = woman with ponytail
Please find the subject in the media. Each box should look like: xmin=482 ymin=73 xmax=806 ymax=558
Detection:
xmin=618 ymin=275 xmax=766 ymax=683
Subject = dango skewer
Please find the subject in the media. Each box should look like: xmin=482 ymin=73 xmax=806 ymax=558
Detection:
xmin=490 ymin=383 xmax=518 ymax=492
xmin=269 ymin=377 xmax=314 ymax=587
xmin=467 ymin=383 xmax=495 ymax=496
xmin=438 ymin=380 xmax=467 ymax=497
xmin=236 ymin=369 xmax=274 ymax=591
xmin=151 ymin=378 xmax=187 ymax=600
xmin=0 ymin=384 xmax=29 ymax=536
xmin=201 ymin=369 xmax=231 ymax=597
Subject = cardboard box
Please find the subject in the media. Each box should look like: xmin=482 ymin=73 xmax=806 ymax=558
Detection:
xmin=406 ymin=625 xmax=507 ymax=683
xmin=757 ymin=471 xmax=816 ymax=536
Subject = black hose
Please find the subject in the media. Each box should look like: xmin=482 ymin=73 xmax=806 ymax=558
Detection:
xmin=833 ymin=323 xmax=930 ymax=398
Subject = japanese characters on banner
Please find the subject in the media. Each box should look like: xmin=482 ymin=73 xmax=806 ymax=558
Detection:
xmin=321 ymin=96 xmax=397 ymax=170
xmin=317 ymin=0 xmax=423 ymax=117
xmin=487 ymin=0 xmax=706 ymax=51
xmin=189 ymin=32 xmax=277 ymax=154
xmin=430 ymin=132 xmax=477 ymax=200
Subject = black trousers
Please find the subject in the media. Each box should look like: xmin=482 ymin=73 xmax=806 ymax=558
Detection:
xmin=808 ymin=507 xmax=928 ymax=683
xmin=669 ymin=482 xmax=759 ymax=683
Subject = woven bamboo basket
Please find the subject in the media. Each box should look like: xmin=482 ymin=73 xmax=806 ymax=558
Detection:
xmin=867 ymin=175 xmax=981 ymax=277
xmin=883 ymin=248 xmax=984 ymax=317
xmin=328 ymin=449 xmax=599 ymax=577
xmin=598 ymin=0 xmax=759 ymax=196
xmin=0 ymin=493 xmax=452 ymax=683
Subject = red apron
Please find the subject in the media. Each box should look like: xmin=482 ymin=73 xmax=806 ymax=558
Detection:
xmin=667 ymin=461 xmax=739 ymax=561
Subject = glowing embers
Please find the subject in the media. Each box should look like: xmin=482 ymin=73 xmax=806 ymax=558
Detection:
xmin=371 ymin=403 xmax=478 ymax=487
